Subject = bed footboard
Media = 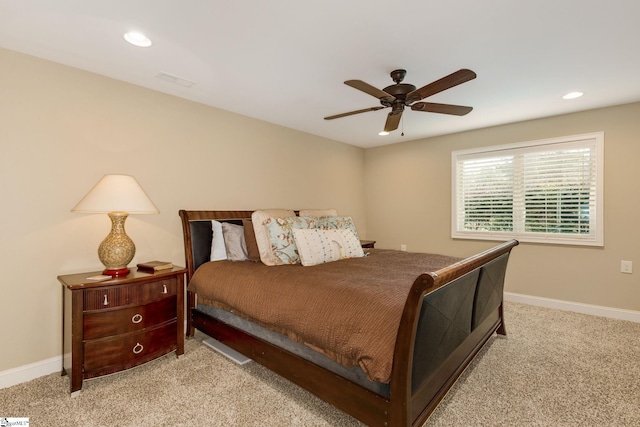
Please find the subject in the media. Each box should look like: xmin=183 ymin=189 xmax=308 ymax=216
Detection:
xmin=389 ymin=240 xmax=518 ymax=426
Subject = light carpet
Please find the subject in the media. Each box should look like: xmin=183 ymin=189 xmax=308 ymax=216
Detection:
xmin=1 ymin=302 xmax=639 ymax=426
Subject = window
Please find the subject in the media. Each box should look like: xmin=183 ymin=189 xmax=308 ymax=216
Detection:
xmin=452 ymin=132 xmax=603 ymax=246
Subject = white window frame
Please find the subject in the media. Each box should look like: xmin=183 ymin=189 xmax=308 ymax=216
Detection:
xmin=451 ymin=132 xmax=604 ymax=246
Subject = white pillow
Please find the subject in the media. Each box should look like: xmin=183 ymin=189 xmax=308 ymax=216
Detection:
xmin=251 ymin=209 xmax=295 ymax=265
xmin=210 ymin=220 xmax=227 ymax=261
xmin=221 ymin=222 xmax=248 ymax=261
xmin=292 ymin=228 xmax=365 ymax=266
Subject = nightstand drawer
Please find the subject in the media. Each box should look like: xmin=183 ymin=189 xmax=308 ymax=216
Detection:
xmin=83 ymin=278 xmax=177 ymax=310
xmin=83 ymin=296 xmax=177 ymax=340
xmin=83 ymin=320 xmax=177 ymax=373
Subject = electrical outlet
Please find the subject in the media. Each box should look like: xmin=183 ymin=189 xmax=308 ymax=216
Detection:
xmin=400 ymin=244 xmax=407 ymax=251
xmin=621 ymin=260 xmax=633 ymax=274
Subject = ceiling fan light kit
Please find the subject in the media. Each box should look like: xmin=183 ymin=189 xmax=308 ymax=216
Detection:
xmin=325 ymin=68 xmax=476 ymax=134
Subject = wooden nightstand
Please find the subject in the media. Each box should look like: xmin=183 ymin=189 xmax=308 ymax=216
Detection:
xmin=360 ymin=240 xmax=376 ymax=248
xmin=58 ymin=266 xmax=186 ymax=395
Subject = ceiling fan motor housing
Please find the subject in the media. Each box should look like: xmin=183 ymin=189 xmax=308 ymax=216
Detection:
xmin=382 ymin=70 xmax=416 ymax=108
xmin=382 ymin=83 xmax=417 ymax=99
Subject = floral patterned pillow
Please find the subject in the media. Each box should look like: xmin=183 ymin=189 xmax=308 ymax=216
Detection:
xmin=316 ymin=216 xmax=361 ymax=242
xmin=264 ymin=216 xmax=318 ymax=264
xmin=251 ymin=209 xmax=296 ymax=266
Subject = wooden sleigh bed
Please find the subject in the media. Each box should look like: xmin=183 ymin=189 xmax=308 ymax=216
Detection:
xmin=179 ymin=209 xmax=518 ymax=427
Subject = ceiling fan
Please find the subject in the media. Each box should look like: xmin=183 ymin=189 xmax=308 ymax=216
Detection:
xmin=324 ymin=68 xmax=477 ymax=133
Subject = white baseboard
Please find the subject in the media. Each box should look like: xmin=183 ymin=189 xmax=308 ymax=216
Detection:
xmin=0 ymin=355 xmax=62 ymax=390
xmin=2 ymin=295 xmax=638 ymax=390
xmin=505 ymin=292 xmax=640 ymax=323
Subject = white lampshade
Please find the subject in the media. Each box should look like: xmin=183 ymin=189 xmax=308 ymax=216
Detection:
xmin=72 ymin=174 xmax=159 ymax=214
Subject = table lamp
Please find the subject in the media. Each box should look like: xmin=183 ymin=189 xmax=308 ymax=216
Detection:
xmin=72 ymin=174 xmax=159 ymax=276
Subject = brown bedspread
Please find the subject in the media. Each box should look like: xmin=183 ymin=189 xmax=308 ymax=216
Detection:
xmin=189 ymin=249 xmax=460 ymax=383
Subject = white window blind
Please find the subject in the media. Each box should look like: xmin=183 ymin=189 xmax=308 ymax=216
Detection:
xmin=452 ymin=132 xmax=603 ymax=246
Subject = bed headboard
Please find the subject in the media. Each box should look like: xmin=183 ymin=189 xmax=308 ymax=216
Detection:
xmin=179 ymin=210 xmax=254 ymax=282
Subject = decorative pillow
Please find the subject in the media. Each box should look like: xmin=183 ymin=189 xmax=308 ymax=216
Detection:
xmin=292 ymin=228 xmax=365 ymax=266
xmin=221 ymin=222 xmax=248 ymax=262
xmin=264 ymin=216 xmax=318 ymax=264
xmin=242 ymin=218 xmax=261 ymax=262
xmin=210 ymin=220 xmax=227 ymax=261
xmin=251 ymin=209 xmax=295 ymax=266
xmin=298 ymin=208 xmax=338 ymax=217
xmin=317 ymin=216 xmax=361 ymax=242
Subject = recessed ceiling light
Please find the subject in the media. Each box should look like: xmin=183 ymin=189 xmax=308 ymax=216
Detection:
xmin=562 ymin=91 xmax=584 ymax=100
xmin=378 ymin=131 xmax=389 ymax=136
xmin=123 ymin=31 xmax=152 ymax=47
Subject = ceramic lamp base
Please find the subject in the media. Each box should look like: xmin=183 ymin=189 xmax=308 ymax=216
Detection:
xmin=98 ymin=212 xmax=136 ymax=276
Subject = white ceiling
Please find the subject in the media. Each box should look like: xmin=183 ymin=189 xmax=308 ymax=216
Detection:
xmin=1 ymin=1 xmax=639 ymax=148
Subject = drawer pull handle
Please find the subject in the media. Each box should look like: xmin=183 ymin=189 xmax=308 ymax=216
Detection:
xmin=162 ymin=284 xmax=167 ymax=294
xmin=133 ymin=343 xmax=144 ymax=354
xmin=103 ymin=295 xmax=108 ymax=306
xmin=131 ymin=314 xmax=143 ymax=324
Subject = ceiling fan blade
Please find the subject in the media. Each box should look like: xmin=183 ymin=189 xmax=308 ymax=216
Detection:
xmin=407 ymin=69 xmax=477 ymax=102
xmin=324 ymin=106 xmax=385 ymax=120
xmin=411 ymin=102 xmax=473 ymax=116
xmin=345 ymin=80 xmax=395 ymax=101
xmin=383 ymin=112 xmax=402 ymax=132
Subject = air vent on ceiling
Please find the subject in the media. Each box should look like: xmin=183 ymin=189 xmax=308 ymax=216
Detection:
xmin=155 ymin=72 xmax=195 ymax=88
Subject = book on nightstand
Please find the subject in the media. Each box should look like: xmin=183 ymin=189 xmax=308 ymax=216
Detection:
xmin=137 ymin=260 xmax=173 ymax=273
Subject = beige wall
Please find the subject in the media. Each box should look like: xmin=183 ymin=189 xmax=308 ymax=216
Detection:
xmin=2 ymin=45 xmax=639 ymax=375
xmin=365 ymin=102 xmax=640 ymax=312
xmin=0 ymin=48 xmax=365 ymax=371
